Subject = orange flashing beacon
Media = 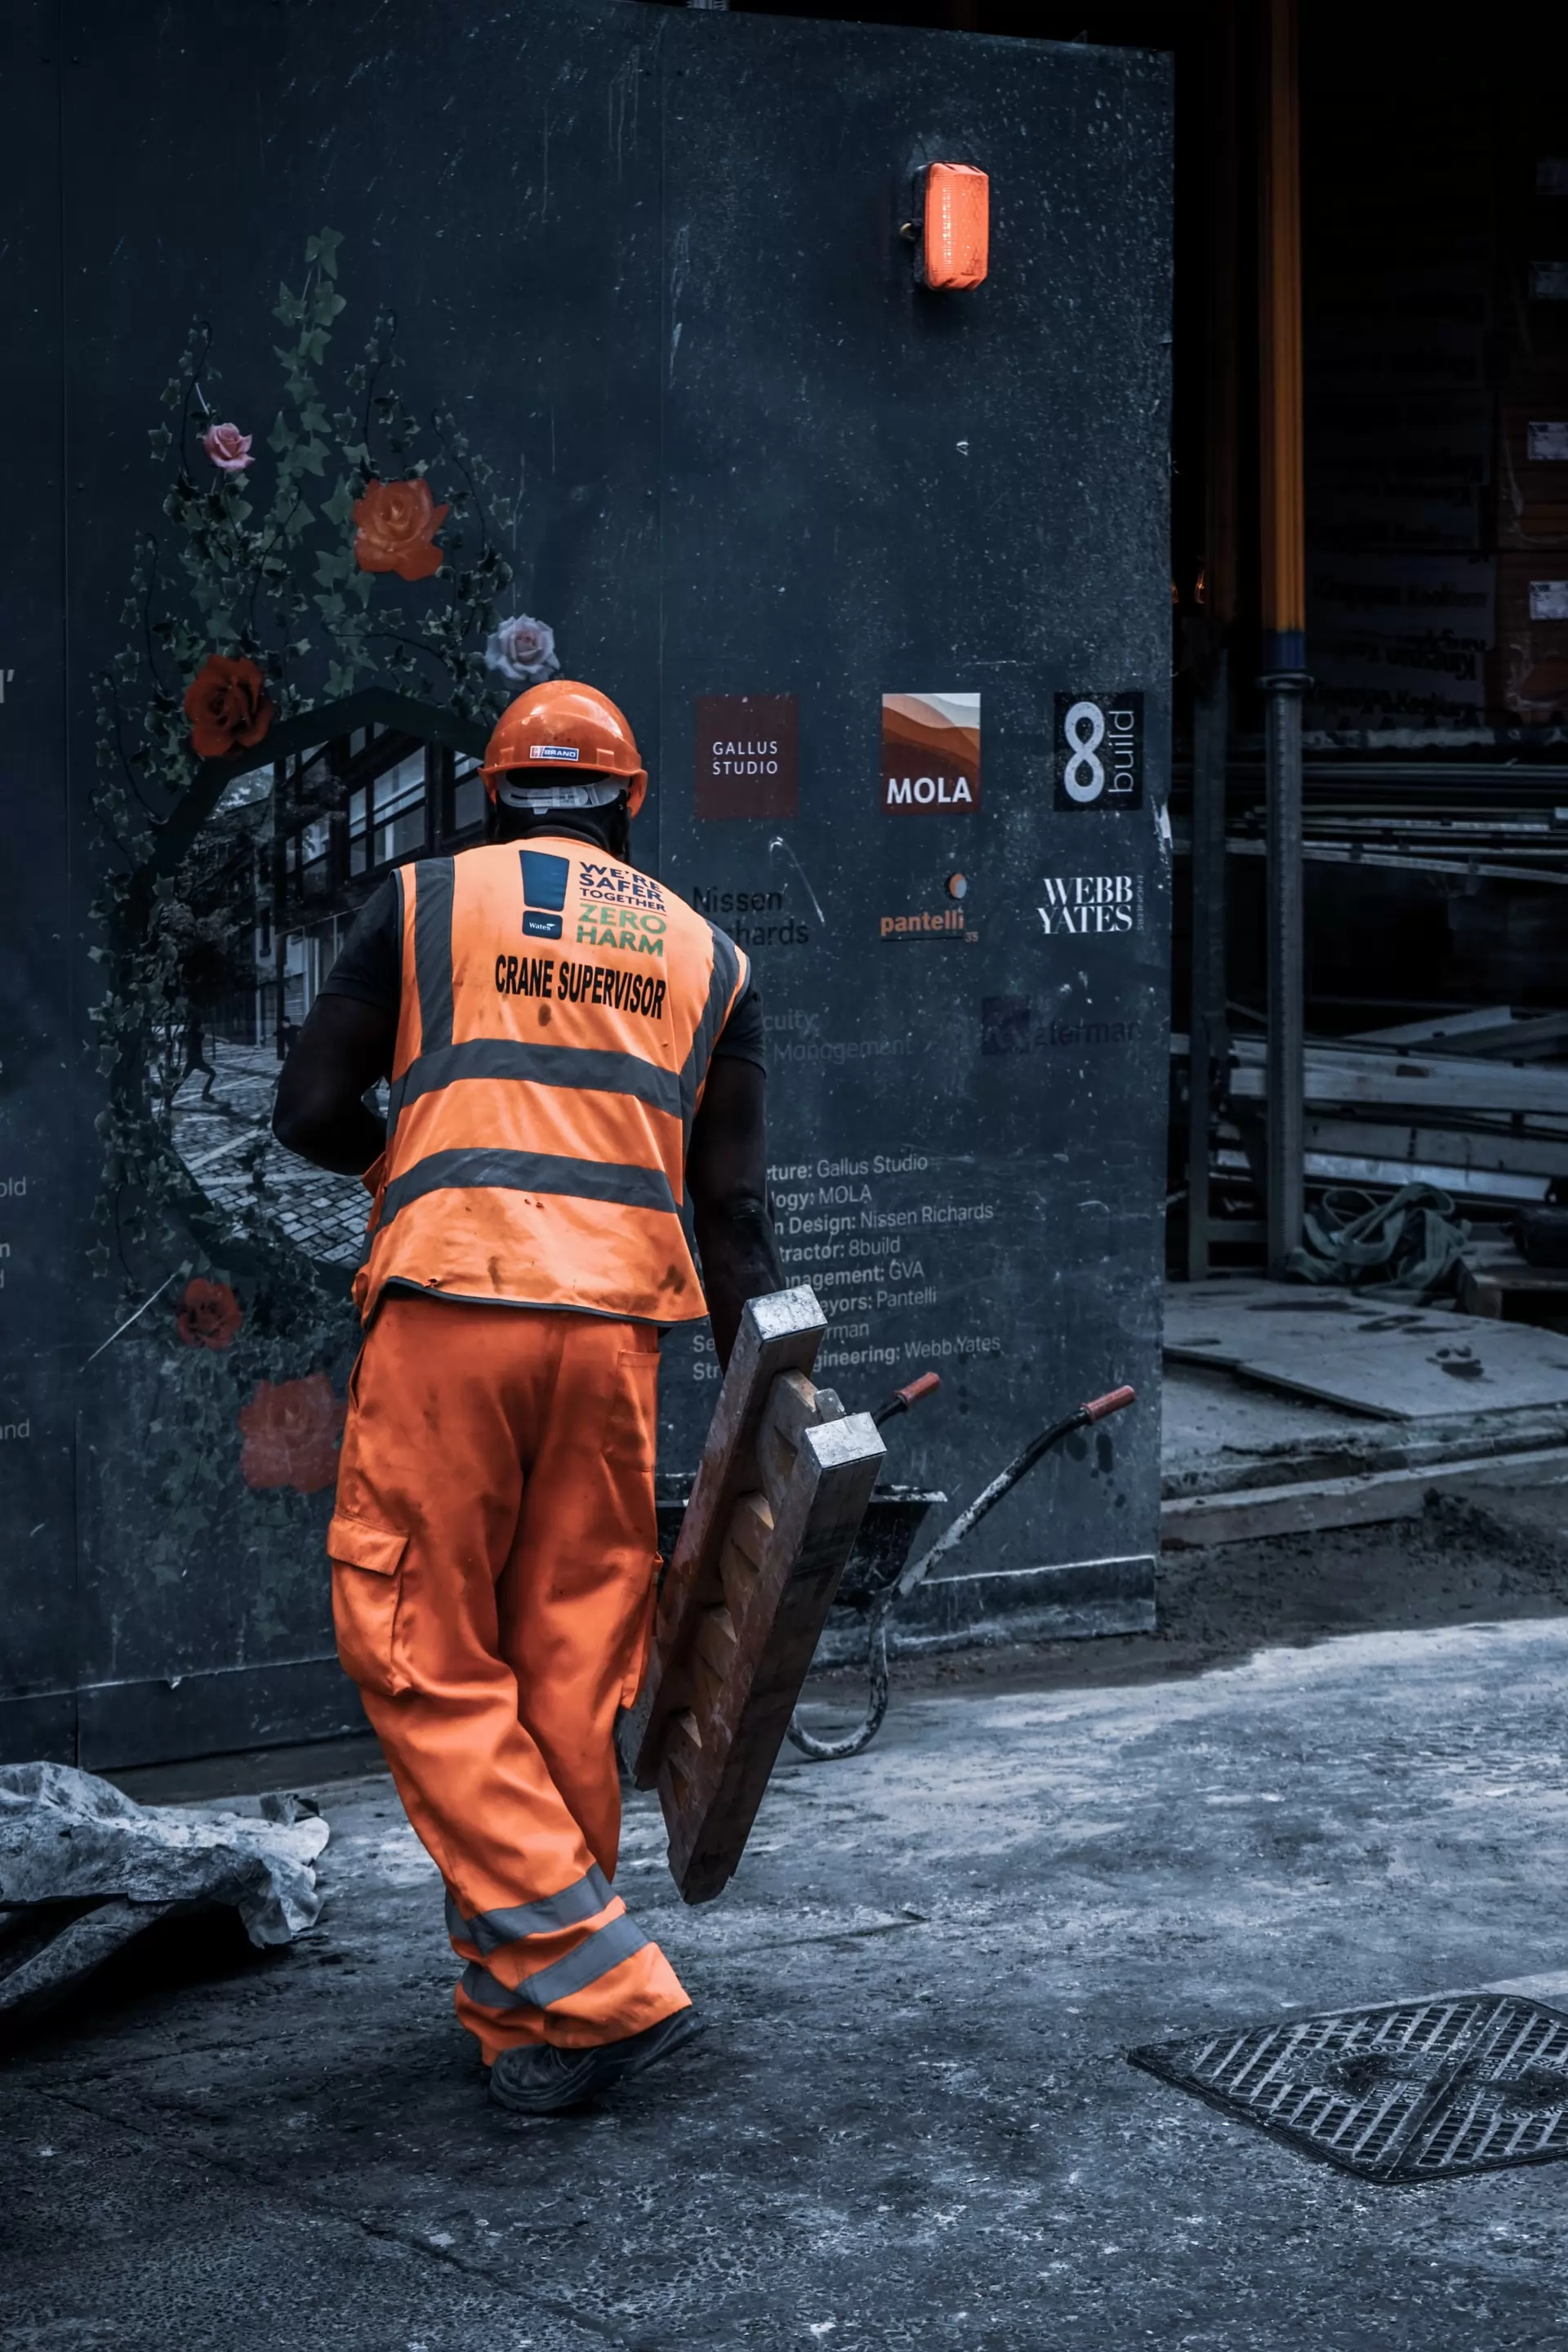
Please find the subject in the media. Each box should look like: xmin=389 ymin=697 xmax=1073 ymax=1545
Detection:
xmin=918 ymin=163 xmax=989 ymax=292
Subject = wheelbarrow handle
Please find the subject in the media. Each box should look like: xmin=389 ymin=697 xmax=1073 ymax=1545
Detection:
xmin=1085 ymin=1384 xmax=1137 ymax=1423
xmin=873 ymin=1370 xmax=942 ymax=1426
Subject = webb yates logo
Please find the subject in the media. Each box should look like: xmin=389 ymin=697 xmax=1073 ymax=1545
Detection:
xmin=881 ymin=693 xmax=980 ymax=813
xmin=1036 ymin=874 xmax=1141 ymax=936
xmin=1054 ymin=693 xmax=1143 ymax=810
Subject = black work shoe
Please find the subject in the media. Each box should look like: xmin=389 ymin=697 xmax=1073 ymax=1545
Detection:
xmin=488 ymin=2007 xmax=704 ymax=2115
xmin=487 ymin=2041 xmax=605 ymax=2114
xmin=584 ymin=2003 xmax=705 ymax=2092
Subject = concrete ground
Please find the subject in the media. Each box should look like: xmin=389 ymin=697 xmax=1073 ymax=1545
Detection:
xmin=6 ymin=1490 xmax=1568 ymax=2350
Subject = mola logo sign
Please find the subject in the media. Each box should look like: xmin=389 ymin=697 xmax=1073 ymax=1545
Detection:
xmin=881 ymin=692 xmax=981 ymax=814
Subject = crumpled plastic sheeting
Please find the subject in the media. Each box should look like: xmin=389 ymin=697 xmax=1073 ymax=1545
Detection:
xmin=0 ymin=1761 xmax=330 ymax=2023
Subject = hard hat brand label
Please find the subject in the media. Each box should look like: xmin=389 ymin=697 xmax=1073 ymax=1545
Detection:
xmin=694 ymin=693 xmax=800 ymax=821
xmin=1054 ymin=693 xmax=1143 ymax=809
xmin=880 ymin=693 xmax=981 ymax=814
xmin=529 ymin=742 xmax=580 ymax=760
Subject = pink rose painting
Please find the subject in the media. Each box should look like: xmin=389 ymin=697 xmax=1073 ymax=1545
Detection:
xmin=202 ymin=421 xmax=253 ymax=474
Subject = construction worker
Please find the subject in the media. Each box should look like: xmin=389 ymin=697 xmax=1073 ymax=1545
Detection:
xmin=273 ymin=680 xmax=785 ymax=2114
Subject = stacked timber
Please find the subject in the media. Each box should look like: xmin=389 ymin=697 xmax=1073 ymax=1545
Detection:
xmin=1177 ymin=1008 xmax=1568 ymax=1210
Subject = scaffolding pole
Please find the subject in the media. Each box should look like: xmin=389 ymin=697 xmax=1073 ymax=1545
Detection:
xmin=1257 ymin=0 xmax=1308 ymax=1274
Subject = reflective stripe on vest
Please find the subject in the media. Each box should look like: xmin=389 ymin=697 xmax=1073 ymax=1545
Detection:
xmin=356 ymin=840 xmax=747 ymax=1325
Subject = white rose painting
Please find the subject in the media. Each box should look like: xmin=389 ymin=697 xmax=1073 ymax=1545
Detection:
xmin=485 ymin=612 xmax=559 ymax=686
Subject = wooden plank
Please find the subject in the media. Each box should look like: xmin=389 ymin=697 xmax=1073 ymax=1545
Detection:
xmin=621 ymin=1286 xmax=826 ymax=1788
xmin=1227 ymin=1038 xmax=1568 ymax=1121
xmin=662 ymin=1410 xmax=885 ymax=1904
xmin=1162 ymin=1445 xmax=1568 ymax=1548
xmin=1302 ymin=1116 xmax=1568 ymax=1185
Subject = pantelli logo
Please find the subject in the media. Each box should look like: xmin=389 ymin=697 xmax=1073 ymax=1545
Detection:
xmin=881 ymin=692 xmax=980 ymax=813
xmin=879 ymin=907 xmax=971 ymax=940
xmin=1036 ymin=874 xmax=1139 ymax=936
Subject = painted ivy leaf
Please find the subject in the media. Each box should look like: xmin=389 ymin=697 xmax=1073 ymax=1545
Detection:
xmin=275 ymin=282 xmax=304 ymax=327
xmin=306 ymin=226 xmax=344 ymax=277
xmin=296 ymin=436 xmax=329 ymax=479
xmin=321 ymin=475 xmax=355 ymax=528
xmin=148 ymin=425 xmax=172 ymax=460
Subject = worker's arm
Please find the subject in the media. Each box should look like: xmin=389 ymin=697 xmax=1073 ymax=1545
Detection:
xmin=686 ymin=1055 xmax=786 ymax=1370
xmin=272 ymin=994 xmax=397 ymax=1175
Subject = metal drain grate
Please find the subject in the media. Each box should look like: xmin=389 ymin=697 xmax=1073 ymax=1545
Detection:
xmin=1130 ymin=1993 xmax=1568 ymax=2183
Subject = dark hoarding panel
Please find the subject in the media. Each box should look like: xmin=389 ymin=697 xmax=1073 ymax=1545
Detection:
xmin=0 ymin=4 xmax=78 ymax=1762
xmin=656 ymin=19 xmax=1172 ymax=1586
xmin=49 ymin=0 xmax=664 ymax=1766
xmin=0 ymin=4 xmax=1169 ymax=1766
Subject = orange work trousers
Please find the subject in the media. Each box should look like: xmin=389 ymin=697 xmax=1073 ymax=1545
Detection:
xmin=327 ymin=1291 xmax=689 ymax=2063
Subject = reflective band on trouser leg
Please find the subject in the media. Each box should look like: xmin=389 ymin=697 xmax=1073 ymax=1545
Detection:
xmin=329 ymin=1292 xmax=690 ymax=2063
xmin=457 ymin=1911 xmax=651 ymax=2012
xmin=443 ymin=1866 xmax=614 ymax=1953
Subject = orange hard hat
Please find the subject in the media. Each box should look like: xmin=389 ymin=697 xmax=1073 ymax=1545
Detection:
xmin=481 ymin=679 xmax=648 ymax=818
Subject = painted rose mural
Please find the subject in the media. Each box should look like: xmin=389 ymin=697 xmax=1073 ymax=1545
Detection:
xmin=90 ymin=228 xmax=559 ymax=1568
xmin=352 ymin=477 xmax=450 ymax=581
xmin=183 ymin=656 xmax=274 ymax=760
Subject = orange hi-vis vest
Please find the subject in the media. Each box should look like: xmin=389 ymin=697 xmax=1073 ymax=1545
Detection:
xmin=354 ymin=837 xmax=748 ymax=1326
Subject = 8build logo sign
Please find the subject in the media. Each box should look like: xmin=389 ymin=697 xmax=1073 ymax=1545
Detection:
xmin=1054 ymin=693 xmax=1143 ymax=812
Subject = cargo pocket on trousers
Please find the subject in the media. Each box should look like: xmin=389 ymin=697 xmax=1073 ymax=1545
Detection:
xmin=327 ymin=1512 xmax=412 ymax=1698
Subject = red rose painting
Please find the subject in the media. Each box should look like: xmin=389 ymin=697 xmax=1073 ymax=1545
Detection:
xmin=176 ymin=1277 xmax=243 ymax=1350
xmin=238 ymin=1374 xmax=345 ymax=1495
xmin=184 ymin=655 xmax=273 ymax=760
xmin=352 ymin=478 xmax=448 ymax=581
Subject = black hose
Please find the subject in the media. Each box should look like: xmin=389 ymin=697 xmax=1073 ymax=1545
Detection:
xmin=786 ymin=1385 xmax=1136 ymax=1763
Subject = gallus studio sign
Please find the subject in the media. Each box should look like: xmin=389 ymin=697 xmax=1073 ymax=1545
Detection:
xmin=1054 ymin=693 xmax=1143 ymax=811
